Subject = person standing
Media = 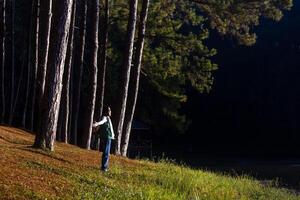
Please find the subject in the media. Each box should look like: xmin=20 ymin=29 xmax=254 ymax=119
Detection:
xmin=93 ymin=106 xmax=115 ymax=172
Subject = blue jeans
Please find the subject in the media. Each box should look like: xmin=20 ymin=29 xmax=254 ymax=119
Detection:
xmin=101 ymin=138 xmax=111 ymax=171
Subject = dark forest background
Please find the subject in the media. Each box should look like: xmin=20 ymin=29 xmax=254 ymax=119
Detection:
xmin=174 ymin=1 xmax=300 ymax=157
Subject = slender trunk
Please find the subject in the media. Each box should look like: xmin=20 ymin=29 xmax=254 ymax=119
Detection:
xmin=121 ymin=0 xmax=149 ymax=157
xmin=9 ymin=0 xmax=15 ymax=125
xmin=69 ymin=65 xmax=73 ymax=142
xmin=94 ymin=0 xmax=109 ymax=121
xmin=93 ymin=0 xmax=109 ymax=150
xmin=114 ymin=0 xmax=138 ymax=155
xmin=59 ymin=0 xmax=76 ymax=143
xmin=36 ymin=0 xmax=73 ymax=151
xmin=82 ymin=0 xmax=99 ymax=149
xmin=37 ymin=0 xmax=52 ymax=104
xmin=11 ymin=30 xmax=27 ymax=122
xmin=1 ymin=0 xmax=6 ymax=123
xmin=11 ymin=49 xmax=26 ymax=122
xmin=30 ymin=0 xmax=40 ymax=131
xmin=33 ymin=0 xmax=53 ymax=147
xmin=57 ymin=115 xmax=62 ymax=141
xmin=23 ymin=0 xmax=35 ymax=128
xmin=71 ymin=0 xmax=87 ymax=145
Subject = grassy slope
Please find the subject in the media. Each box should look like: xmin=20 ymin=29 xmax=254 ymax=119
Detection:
xmin=0 ymin=126 xmax=299 ymax=200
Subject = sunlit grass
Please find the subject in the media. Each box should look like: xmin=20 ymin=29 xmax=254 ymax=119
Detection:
xmin=0 ymin=126 xmax=299 ymax=200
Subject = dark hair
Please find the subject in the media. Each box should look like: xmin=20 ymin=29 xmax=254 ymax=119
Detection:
xmin=103 ymin=106 xmax=111 ymax=116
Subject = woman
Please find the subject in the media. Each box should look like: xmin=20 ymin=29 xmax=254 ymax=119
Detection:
xmin=93 ymin=106 xmax=115 ymax=172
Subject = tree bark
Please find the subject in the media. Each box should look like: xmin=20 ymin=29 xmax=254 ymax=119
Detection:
xmin=33 ymin=0 xmax=53 ymax=147
xmin=1 ymin=0 xmax=6 ymax=123
xmin=94 ymin=0 xmax=109 ymax=122
xmin=113 ymin=0 xmax=138 ymax=155
xmin=36 ymin=0 xmax=73 ymax=151
xmin=30 ymin=0 xmax=40 ymax=131
xmin=71 ymin=0 xmax=87 ymax=145
xmin=58 ymin=0 xmax=76 ymax=143
xmin=37 ymin=0 xmax=52 ymax=105
xmin=121 ymin=0 xmax=149 ymax=157
xmin=11 ymin=49 xmax=26 ymax=124
xmin=23 ymin=0 xmax=35 ymax=128
xmin=68 ymin=56 xmax=73 ymax=142
xmin=9 ymin=0 xmax=15 ymax=125
xmin=82 ymin=0 xmax=99 ymax=150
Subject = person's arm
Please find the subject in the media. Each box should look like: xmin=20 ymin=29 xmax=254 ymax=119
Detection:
xmin=93 ymin=116 xmax=107 ymax=127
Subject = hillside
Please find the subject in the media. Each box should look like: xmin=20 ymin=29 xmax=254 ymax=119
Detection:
xmin=0 ymin=126 xmax=299 ymax=200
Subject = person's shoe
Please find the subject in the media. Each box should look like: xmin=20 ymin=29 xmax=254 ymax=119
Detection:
xmin=101 ymin=168 xmax=108 ymax=172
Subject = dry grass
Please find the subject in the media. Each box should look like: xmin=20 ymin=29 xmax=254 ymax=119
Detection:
xmin=0 ymin=126 xmax=152 ymax=199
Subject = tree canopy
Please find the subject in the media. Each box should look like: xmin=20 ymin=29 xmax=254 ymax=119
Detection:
xmin=194 ymin=0 xmax=293 ymax=45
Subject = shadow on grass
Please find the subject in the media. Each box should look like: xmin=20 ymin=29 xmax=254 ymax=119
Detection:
xmin=21 ymin=146 xmax=73 ymax=164
xmin=0 ymin=134 xmax=32 ymax=145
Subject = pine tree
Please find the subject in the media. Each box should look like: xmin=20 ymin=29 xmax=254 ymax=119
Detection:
xmin=30 ymin=0 xmax=40 ymax=131
xmin=71 ymin=0 xmax=87 ymax=145
xmin=58 ymin=0 xmax=76 ymax=143
xmin=37 ymin=0 xmax=52 ymax=106
xmin=193 ymin=0 xmax=293 ymax=45
xmin=113 ymin=0 xmax=139 ymax=155
xmin=1 ymin=0 xmax=6 ymax=123
xmin=82 ymin=0 xmax=100 ymax=149
xmin=34 ymin=0 xmax=53 ymax=147
xmin=23 ymin=0 xmax=35 ymax=128
xmin=94 ymin=0 xmax=109 ymax=122
xmin=36 ymin=0 xmax=74 ymax=151
xmin=9 ymin=0 xmax=15 ymax=125
xmin=121 ymin=0 xmax=150 ymax=157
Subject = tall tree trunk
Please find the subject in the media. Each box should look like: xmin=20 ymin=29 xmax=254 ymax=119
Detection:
xmin=69 ymin=60 xmax=73 ymax=142
xmin=30 ymin=0 xmax=40 ymax=131
xmin=93 ymin=0 xmax=109 ymax=150
xmin=113 ymin=0 xmax=138 ymax=155
xmin=71 ymin=0 xmax=87 ymax=145
xmin=36 ymin=0 xmax=73 ymax=151
xmin=82 ymin=0 xmax=99 ymax=150
xmin=94 ymin=0 xmax=109 ymax=122
xmin=33 ymin=0 xmax=53 ymax=147
xmin=9 ymin=0 xmax=15 ymax=125
xmin=37 ymin=0 xmax=52 ymax=105
xmin=23 ymin=0 xmax=35 ymax=128
xmin=1 ymin=0 xmax=6 ymax=123
xmin=11 ymin=49 xmax=26 ymax=123
xmin=121 ymin=0 xmax=149 ymax=157
xmin=59 ymin=0 xmax=76 ymax=143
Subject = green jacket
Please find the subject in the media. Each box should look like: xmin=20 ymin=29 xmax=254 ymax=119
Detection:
xmin=95 ymin=116 xmax=115 ymax=139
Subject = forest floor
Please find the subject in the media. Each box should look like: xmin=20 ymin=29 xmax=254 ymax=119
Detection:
xmin=0 ymin=126 xmax=299 ymax=200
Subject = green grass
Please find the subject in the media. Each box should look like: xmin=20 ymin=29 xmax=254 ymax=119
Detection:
xmin=69 ymin=160 xmax=299 ymax=200
xmin=22 ymin=158 xmax=300 ymax=200
xmin=0 ymin=126 xmax=299 ymax=200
